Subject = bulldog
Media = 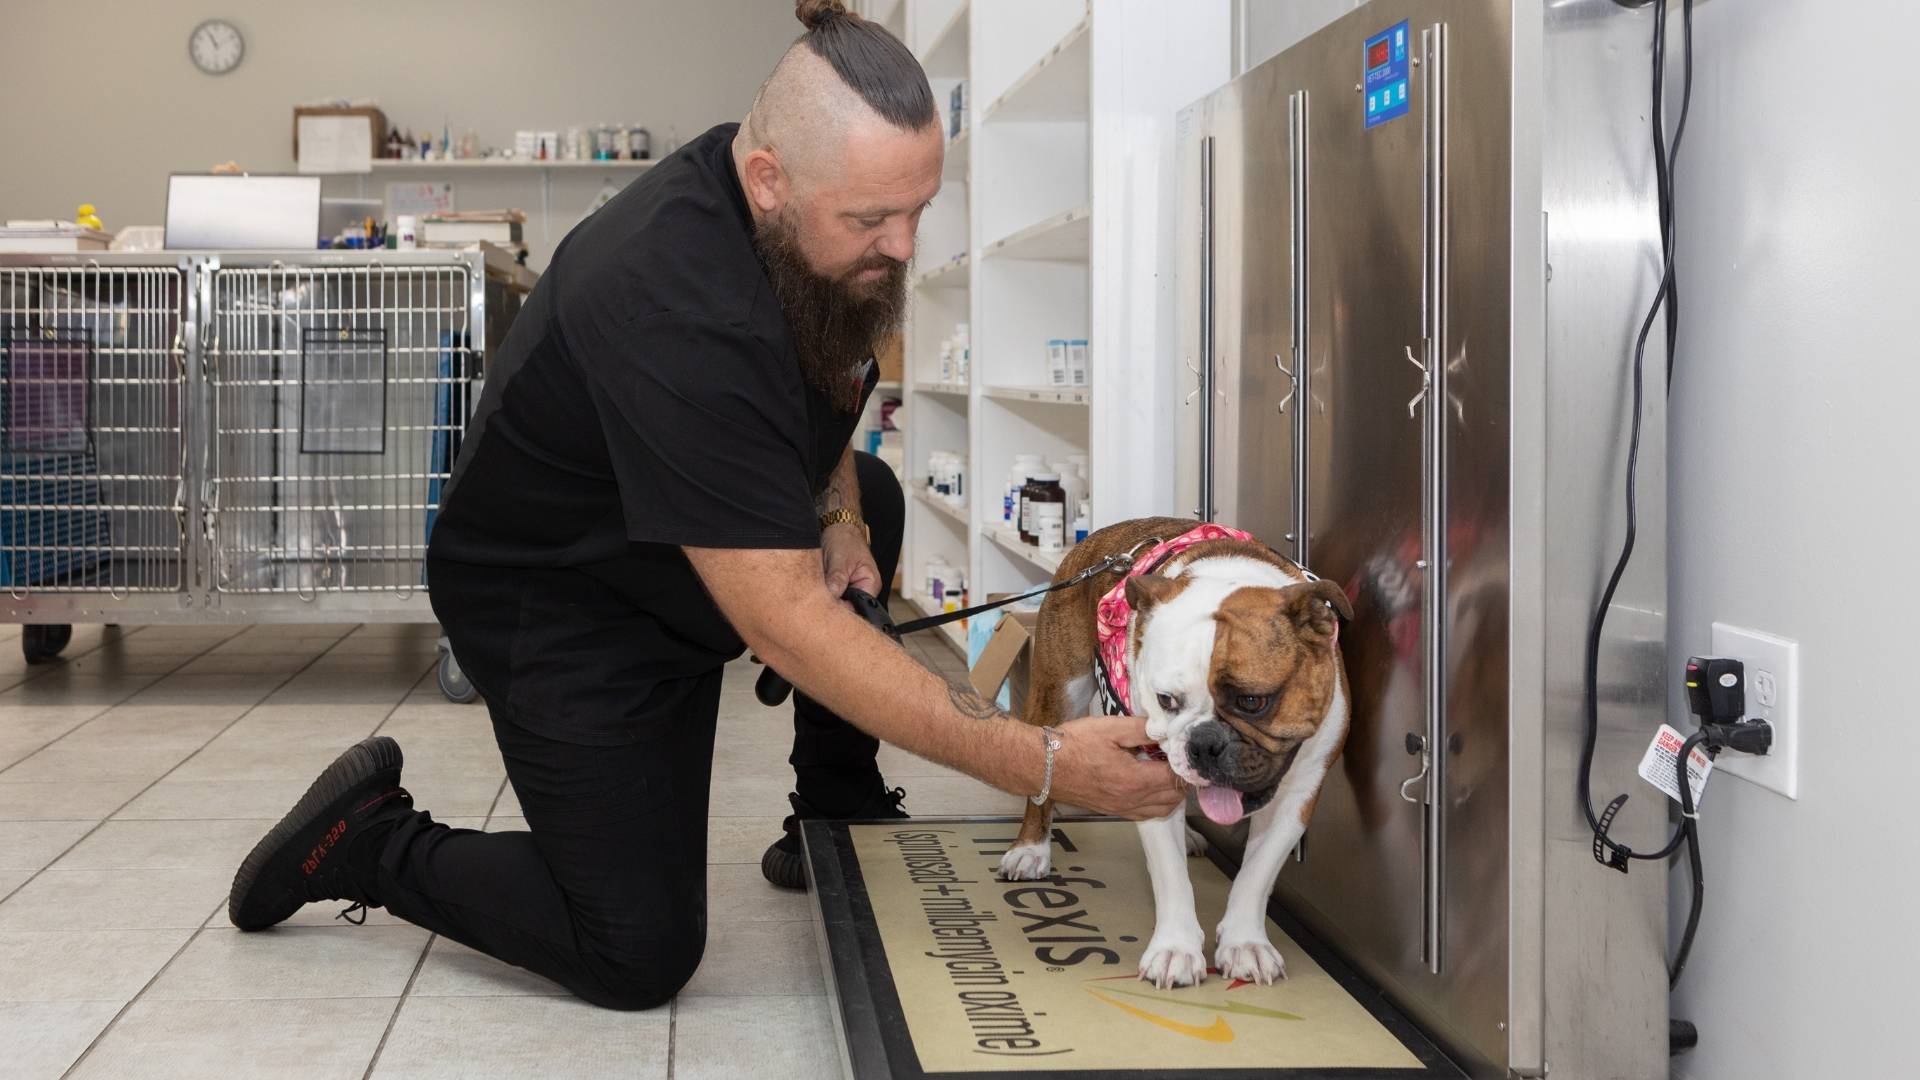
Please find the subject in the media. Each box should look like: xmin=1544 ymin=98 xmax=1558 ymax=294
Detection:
xmin=997 ymin=516 xmax=1352 ymax=989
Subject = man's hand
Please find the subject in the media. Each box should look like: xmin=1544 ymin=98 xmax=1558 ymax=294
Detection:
xmin=822 ymin=523 xmax=881 ymax=599
xmin=1048 ymin=714 xmax=1186 ymax=821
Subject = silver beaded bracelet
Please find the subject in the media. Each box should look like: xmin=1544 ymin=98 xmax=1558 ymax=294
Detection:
xmin=1031 ymin=726 xmax=1064 ymax=806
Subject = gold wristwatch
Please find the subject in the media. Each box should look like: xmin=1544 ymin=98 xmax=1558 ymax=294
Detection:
xmin=819 ymin=508 xmax=868 ymax=541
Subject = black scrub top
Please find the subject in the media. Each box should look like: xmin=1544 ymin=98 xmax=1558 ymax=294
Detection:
xmin=428 ymin=123 xmax=875 ymax=742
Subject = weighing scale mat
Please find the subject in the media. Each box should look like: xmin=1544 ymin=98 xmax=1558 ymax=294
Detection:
xmin=804 ymin=818 xmax=1463 ymax=1079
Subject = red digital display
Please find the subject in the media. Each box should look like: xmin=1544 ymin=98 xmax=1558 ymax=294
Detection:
xmin=1368 ymin=40 xmax=1391 ymax=69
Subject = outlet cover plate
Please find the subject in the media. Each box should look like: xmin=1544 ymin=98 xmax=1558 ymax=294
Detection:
xmin=1710 ymin=622 xmax=1798 ymax=799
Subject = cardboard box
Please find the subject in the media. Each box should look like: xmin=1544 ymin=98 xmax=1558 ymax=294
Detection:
xmin=967 ymin=602 xmax=1041 ymax=718
xmin=291 ymin=106 xmax=388 ymax=162
xmin=876 ymin=331 xmax=904 ymax=384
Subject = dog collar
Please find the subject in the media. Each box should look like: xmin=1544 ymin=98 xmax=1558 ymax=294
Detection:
xmin=1092 ymin=525 xmax=1337 ymax=723
xmin=1093 ymin=524 xmax=1257 ymax=716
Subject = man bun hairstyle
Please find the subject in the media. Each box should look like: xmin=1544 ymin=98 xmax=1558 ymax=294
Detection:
xmin=792 ymin=0 xmax=938 ymax=131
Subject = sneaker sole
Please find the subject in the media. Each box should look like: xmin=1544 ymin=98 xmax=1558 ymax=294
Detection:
xmin=228 ymin=736 xmax=403 ymax=931
xmin=761 ymin=840 xmax=808 ymax=891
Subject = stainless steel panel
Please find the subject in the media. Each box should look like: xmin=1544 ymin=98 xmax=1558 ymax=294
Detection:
xmin=1536 ymin=1 xmax=1673 ymax=1076
xmin=1207 ymin=66 xmax=1300 ymax=548
xmin=1252 ymin=2 xmax=1511 ymax=1072
xmin=1430 ymin=4 xmax=1516 ymax=1069
xmin=1277 ymin=0 xmax=1434 ymax=1033
xmin=1181 ymin=1 xmax=1669 ymax=1075
xmin=1175 ymin=103 xmax=1211 ymax=523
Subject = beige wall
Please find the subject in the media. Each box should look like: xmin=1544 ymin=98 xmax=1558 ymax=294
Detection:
xmin=0 ymin=0 xmax=799 ymax=265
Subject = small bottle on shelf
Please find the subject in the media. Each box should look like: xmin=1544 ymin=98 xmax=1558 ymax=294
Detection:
xmin=1004 ymin=455 xmax=1039 ymax=526
xmin=1021 ymin=472 xmax=1063 ymax=547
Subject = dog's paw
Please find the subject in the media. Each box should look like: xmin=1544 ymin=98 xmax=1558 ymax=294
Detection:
xmin=1138 ymin=931 xmax=1209 ymax=989
xmin=997 ymin=841 xmax=1052 ymax=881
xmin=1213 ymin=934 xmax=1287 ymax=985
xmin=1184 ymin=825 xmax=1208 ymax=857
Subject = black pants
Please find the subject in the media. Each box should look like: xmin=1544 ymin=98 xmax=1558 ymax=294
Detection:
xmin=382 ymin=451 xmax=904 ymax=1009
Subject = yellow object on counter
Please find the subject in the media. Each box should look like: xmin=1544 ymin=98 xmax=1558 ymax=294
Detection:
xmin=75 ymin=203 xmax=103 ymax=231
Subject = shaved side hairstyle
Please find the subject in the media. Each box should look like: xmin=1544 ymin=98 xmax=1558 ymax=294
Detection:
xmin=789 ymin=0 xmax=937 ymax=130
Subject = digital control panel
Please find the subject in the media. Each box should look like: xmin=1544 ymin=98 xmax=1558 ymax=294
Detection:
xmin=1364 ymin=21 xmax=1411 ymax=129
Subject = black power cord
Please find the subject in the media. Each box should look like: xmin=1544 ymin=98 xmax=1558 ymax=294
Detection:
xmin=1575 ymin=0 xmax=1702 ymax=991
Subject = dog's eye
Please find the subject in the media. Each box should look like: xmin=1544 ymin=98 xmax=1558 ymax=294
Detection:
xmin=1156 ymin=692 xmax=1183 ymax=713
xmin=1232 ymin=694 xmax=1272 ymax=715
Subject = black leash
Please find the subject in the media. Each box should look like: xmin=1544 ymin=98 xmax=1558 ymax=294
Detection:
xmin=893 ymin=549 xmax=1138 ymax=636
xmin=751 ymin=544 xmax=1149 ymax=708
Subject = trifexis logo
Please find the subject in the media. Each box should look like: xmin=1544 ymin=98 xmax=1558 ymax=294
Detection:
xmin=1080 ymin=970 xmax=1303 ymax=1044
xmin=881 ymin=829 xmax=1308 ymax=1059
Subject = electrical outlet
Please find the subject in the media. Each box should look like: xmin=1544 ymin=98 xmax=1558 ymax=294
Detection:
xmin=1709 ymin=622 xmax=1798 ymax=799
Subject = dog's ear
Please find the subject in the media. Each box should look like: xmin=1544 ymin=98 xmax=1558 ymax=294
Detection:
xmin=1281 ymin=580 xmax=1352 ymax=643
xmin=1125 ymin=573 xmax=1186 ymax=612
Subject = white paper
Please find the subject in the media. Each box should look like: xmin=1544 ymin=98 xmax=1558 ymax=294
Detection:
xmin=385 ymin=182 xmax=456 ymax=219
xmin=297 ymin=115 xmax=373 ymax=175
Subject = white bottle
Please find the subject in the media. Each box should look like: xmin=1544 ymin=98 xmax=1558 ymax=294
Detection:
xmin=947 ymin=453 xmax=966 ymax=506
xmin=1073 ymin=499 xmax=1091 ymax=544
xmin=1050 ymin=460 xmax=1085 ymax=516
xmin=1065 ymin=453 xmax=1090 ymax=514
xmin=1033 ymin=499 xmax=1066 ymax=552
xmin=925 ymin=556 xmax=950 ymax=605
xmin=1068 ymin=339 xmax=1090 ymax=387
xmin=1005 ymin=454 xmax=1041 ymax=526
xmin=942 ymin=568 xmax=966 ymax=613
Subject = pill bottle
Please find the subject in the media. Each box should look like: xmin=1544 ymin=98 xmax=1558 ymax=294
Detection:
xmin=1022 ymin=472 xmax=1063 ymax=547
xmin=1046 ymin=339 xmax=1069 ymax=388
xmin=1005 ymin=454 xmax=1041 ymax=526
xmin=1072 ymin=500 xmax=1091 ymax=544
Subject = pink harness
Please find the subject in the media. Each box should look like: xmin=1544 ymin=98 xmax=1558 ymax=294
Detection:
xmin=1093 ymin=524 xmax=1257 ymax=716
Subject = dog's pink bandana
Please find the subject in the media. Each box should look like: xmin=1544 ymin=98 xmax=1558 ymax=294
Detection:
xmin=1093 ymin=524 xmax=1256 ymax=716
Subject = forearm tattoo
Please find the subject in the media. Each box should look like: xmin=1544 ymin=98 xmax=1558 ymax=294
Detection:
xmin=817 ymin=450 xmax=859 ymax=516
xmin=948 ymin=683 xmax=1010 ymax=722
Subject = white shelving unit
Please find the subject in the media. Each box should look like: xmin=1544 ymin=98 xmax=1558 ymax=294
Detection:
xmin=354 ymin=158 xmax=658 ymax=267
xmin=877 ymin=0 xmax=1230 ymax=658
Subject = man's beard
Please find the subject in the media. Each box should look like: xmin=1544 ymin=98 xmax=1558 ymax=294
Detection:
xmin=754 ymin=208 xmax=908 ymax=413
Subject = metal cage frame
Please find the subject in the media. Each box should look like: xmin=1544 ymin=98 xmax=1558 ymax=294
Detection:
xmin=0 ymin=248 xmax=513 ymax=627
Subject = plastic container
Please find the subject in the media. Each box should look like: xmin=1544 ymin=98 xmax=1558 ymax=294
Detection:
xmin=1050 ymin=460 xmax=1085 ymax=516
xmin=1034 ymin=501 xmax=1066 ymax=551
xmin=1047 ymin=339 xmax=1070 ymax=388
xmin=1073 ymin=500 xmax=1091 ymax=544
xmin=1021 ymin=472 xmax=1064 ymax=547
xmin=1068 ymin=339 xmax=1089 ymax=387
xmin=395 ymin=215 xmax=417 ymax=250
xmin=1005 ymin=454 xmax=1042 ymax=526
xmin=925 ymin=556 xmax=952 ymax=606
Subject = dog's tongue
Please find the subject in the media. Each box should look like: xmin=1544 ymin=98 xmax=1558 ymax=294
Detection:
xmin=1197 ymin=784 xmax=1246 ymax=826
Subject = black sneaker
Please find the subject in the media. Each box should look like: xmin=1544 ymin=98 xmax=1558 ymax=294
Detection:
xmin=228 ymin=736 xmax=412 ymax=931
xmin=761 ymin=783 xmax=908 ymax=890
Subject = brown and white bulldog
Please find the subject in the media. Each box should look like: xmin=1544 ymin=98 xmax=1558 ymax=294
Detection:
xmin=998 ymin=516 xmax=1353 ymax=989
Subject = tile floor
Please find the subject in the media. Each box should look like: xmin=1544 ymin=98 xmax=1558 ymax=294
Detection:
xmin=0 ymin=617 xmax=990 ymax=1079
